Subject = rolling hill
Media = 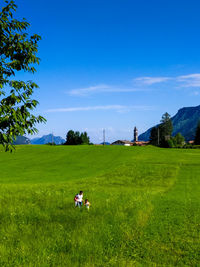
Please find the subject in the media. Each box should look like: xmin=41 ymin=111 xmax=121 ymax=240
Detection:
xmin=0 ymin=145 xmax=199 ymax=266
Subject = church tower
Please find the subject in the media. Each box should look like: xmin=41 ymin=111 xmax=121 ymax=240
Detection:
xmin=134 ymin=126 xmax=138 ymax=142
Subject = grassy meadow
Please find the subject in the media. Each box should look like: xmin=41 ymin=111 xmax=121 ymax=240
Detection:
xmin=0 ymin=145 xmax=199 ymax=266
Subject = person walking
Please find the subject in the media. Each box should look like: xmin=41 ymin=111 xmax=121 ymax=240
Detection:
xmin=76 ymin=191 xmax=83 ymax=208
xmin=84 ymin=199 xmax=90 ymax=210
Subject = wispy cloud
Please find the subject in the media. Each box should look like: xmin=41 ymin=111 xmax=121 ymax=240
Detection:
xmin=46 ymin=105 xmax=154 ymax=113
xmin=69 ymin=84 xmax=109 ymax=96
xmin=134 ymin=73 xmax=200 ymax=91
xmin=68 ymin=77 xmax=171 ymax=97
xmin=134 ymin=76 xmax=171 ymax=85
xmin=177 ymin=73 xmax=200 ymax=87
xmin=68 ymin=84 xmax=146 ymax=96
xmin=66 ymin=73 xmax=200 ymax=98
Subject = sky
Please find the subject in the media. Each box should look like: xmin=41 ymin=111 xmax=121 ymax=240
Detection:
xmin=2 ymin=0 xmax=200 ymax=143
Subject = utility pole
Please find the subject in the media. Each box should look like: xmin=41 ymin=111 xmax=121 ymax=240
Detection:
xmin=103 ymin=129 xmax=105 ymax=145
xmin=157 ymin=127 xmax=160 ymax=146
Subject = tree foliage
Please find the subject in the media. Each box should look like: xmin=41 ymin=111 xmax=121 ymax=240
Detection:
xmin=0 ymin=0 xmax=45 ymax=151
xmin=167 ymin=133 xmax=185 ymax=148
xmin=160 ymin=112 xmax=173 ymax=136
xmin=194 ymin=120 xmax=200 ymax=145
xmin=173 ymin=132 xmax=185 ymax=147
xmin=65 ymin=130 xmax=90 ymax=145
xmin=150 ymin=112 xmax=173 ymax=147
xmin=159 ymin=112 xmax=173 ymax=147
xmin=150 ymin=126 xmax=158 ymax=146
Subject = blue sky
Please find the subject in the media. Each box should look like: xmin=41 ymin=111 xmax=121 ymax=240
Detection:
xmin=4 ymin=0 xmax=200 ymax=143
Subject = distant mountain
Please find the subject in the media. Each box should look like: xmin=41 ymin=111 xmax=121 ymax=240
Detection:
xmin=139 ymin=105 xmax=200 ymax=141
xmin=13 ymin=136 xmax=31 ymax=145
xmin=100 ymin=142 xmax=110 ymax=145
xmin=31 ymin=134 xmax=65 ymax=145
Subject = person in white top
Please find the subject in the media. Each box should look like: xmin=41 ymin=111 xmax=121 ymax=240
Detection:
xmin=76 ymin=191 xmax=83 ymax=207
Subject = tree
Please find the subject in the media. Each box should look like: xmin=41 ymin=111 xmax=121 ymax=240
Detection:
xmin=74 ymin=131 xmax=82 ymax=145
xmin=66 ymin=130 xmax=76 ymax=145
xmin=173 ymin=132 xmax=185 ymax=147
xmin=149 ymin=126 xmax=158 ymax=146
xmin=150 ymin=113 xmax=173 ymax=147
xmin=160 ymin=112 xmax=173 ymax=136
xmin=159 ymin=112 xmax=173 ymax=147
xmin=0 ymin=1 xmax=45 ymax=151
xmin=194 ymin=120 xmax=200 ymax=145
xmin=167 ymin=139 xmax=174 ymax=148
xmin=65 ymin=130 xmax=90 ymax=145
xmin=80 ymin=131 xmax=90 ymax=144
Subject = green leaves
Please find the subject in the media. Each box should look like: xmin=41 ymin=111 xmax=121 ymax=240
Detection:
xmin=0 ymin=0 xmax=46 ymax=151
xmin=194 ymin=120 xmax=200 ymax=145
xmin=65 ymin=130 xmax=90 ymax=145
xmin=150 ymin=112 xmax=173 ymax=147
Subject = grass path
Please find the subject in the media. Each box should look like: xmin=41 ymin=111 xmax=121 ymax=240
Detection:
xmin=128 ymin=156 xmax=200 ymax=266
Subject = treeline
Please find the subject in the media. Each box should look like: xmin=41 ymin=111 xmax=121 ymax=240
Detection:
xmin=64 ymin=130 xmax=91 ymax=145
xmin=150 ymin=113 xmax=200 ymax=148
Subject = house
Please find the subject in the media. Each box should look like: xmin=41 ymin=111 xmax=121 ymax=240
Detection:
xmin=111 ymin=127 xmax=149 ymax=147
xmin=188 ymin=140 xmax=194 ymax=144
xmin=132 ymin=141 xmax=150 ymax=146
xmin=111 ymin=140 xmax=133 ymax=146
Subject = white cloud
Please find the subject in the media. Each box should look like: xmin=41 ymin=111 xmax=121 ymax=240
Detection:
xmin=134 ymin=73 xmax=200 ymax=88
xmin=66 ymin=73 xmax=200 ymax=98
xmin=69 ymin=84 xmax=110 ymax=96
xmin=46 ymin=105 xmax=154 ymax=113
xmin=134 ymin=76 xmax=171 ymax=85
xmin=68 ymin=84 xmax=146 ymax=96
xmin=177 ymin=73 xmax=200 ymax=79
xmin=177 ymin=73 xmax=200 ymax=87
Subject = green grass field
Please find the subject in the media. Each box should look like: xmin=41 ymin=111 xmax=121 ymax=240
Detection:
xmin=0 ymin=145 xmax=199 ymax=266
